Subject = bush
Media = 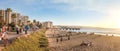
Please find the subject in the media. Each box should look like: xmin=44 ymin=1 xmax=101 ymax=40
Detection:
xmin=3 ymin=29 xmax=49 ymax=51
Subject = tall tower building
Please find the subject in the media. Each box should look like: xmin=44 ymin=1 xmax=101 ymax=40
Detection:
xmin=0 ymin=9 xmax=6 ymax=26
xmin=6 ymin=8 xmax=12 ymax=24
xmin=0 ymin=10 xmax=6 ymax=22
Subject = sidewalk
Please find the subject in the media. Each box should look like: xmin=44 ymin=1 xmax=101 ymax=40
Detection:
xmin=0 ymin=30 xmax=33 ymax=51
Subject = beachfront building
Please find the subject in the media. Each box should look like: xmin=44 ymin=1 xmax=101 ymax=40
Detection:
xmin=11 ymin=13 xmax=21 ymax=25
xmin=5 ymin=8 xmax=12 ymax=25
xmin=0 ymin=8 xmax=12 ymax=26
xmin=11 ymin=13 xmax=29 ymax=26
xmin=42 ymin=21 xmax=53 ymax=28
xmin=0 ymin=9 xmax=6 ymax=27
xmin=0 ymin=8 xmax=30 ymax=29
xmin=21 ymin=16 xmax=29 ymax=25
xmin=11 ymin=13 xmax=17 ymax=24
xmin=0 ymin=10 xmax=6 ymax=23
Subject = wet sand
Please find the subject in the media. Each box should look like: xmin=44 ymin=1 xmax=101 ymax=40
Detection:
xmin=45 ymin=29 xmax=120 ymax=51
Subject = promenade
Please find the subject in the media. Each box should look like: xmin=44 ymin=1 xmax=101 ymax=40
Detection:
xmin=0 ymin=30 xmax=33 ymax=51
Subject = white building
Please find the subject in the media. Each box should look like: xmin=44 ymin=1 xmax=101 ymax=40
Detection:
xmin=5 ymin=8 xmax=12 ymax=24
xmin=21 ymin=16 xmax=29 ymax=25
xmin=42 ymin=21 xmax=53 ymax=28
xmin=0 ymin=8 xmax=12 ymax=25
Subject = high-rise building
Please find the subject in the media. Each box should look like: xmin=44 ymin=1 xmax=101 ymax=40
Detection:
xmin=0 ymin=9 xmax=6 ymax=27
xmin=5 ymin=8 xmax=12 ymax=24
xmin=0 ymin=8 xmax=29 ymax=26
xmin=0 ymin=8 xmax=12 ymax=25
xmin=0 ymin=10 xmax=6 ymax=22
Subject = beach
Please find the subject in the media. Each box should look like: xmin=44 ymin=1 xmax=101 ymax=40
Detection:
xmin=46 ymin=29 xmax=120 ymax=51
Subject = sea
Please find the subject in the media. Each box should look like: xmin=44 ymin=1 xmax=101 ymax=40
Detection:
xmin=67 ymin=27 xmax=120 ymax=37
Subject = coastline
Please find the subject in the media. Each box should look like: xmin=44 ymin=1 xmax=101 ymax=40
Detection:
xmin=46 ymin=29 xmax=120 ymax=51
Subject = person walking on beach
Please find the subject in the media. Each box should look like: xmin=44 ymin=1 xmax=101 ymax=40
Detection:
xmin=56 ymin=37 xmax=59 ymax=42
xmin=68 ymin=35 xmax=70 ymax=40
xmin=19 ymin=27 xmax=22 ymax=33
xmin=60 ymin=37 xmax=63 ymax=42
xmin=25 ymin=25 xmax=30 ymax=34
xmin=16 ymin=27 xmax=19 ymax=34
xmin=19 ymin=26 xmax=24 ymax=34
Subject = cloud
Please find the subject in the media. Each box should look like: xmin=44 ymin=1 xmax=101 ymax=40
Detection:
xmin=1 ymin=0 xmax=120 ymax=28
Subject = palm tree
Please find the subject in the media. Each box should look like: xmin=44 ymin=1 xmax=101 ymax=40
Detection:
xmin=6 ymin=8 xmax=12 ymax=12
xmin=12 ymin=13 xmax=16 ymax=18
xmin=11 ymin=13 xmax=17 ymax=26
xmin=33 ymin=19 xmax=36 ymax=23
xmin=33 ymin=19 xmax=36 ymax=25
xmin=18 ymin=20 xmax=22 ymax=26
xmin=27 ymin=20 xmax=31 ymax=25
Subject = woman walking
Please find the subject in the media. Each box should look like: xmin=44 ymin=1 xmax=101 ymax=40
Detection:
xmin=16 ymin=27 xmax=19 ymax=34
xmin=25 ymin=25 xmax=30 ymax=34
xmin=1 ymin=25 xmax=8 ymax=46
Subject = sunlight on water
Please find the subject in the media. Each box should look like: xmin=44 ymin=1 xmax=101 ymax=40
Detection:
xmin=68 ymin=28 xmax=120 ymax=37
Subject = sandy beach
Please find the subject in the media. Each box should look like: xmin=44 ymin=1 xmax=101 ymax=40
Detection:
xmin=46 ymin=29 xmax=120 ymax=51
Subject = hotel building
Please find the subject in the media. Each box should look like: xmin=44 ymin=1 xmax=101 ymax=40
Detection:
xmin=42 ymin=21 xmax=53 ymax=28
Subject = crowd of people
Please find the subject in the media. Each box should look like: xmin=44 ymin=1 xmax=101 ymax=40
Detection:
xmin=0 ymin=23 xmax=43 ymax=47
xmin=0 ymin=25 xmax=31 ymax=46
xmin=15 ymin=25 xmax=30 ymax=34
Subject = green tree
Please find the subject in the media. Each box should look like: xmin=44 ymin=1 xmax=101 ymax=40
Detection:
xmin=33 ymin=19 xmax=37 ymax=25
xmin=27 ymin=20 xmax=31 ymax=25
xmin=33 ymin=19 xmax=36 ymax=23
xmin=12 ymin=13 xmax=17 ymax=18
xmin=11 ymin=13 xmax=17 ymax=25
xmin=36 ymin=21 xmax=42 ymax=28
xmin=18 ymin=20 xmax=22 ymax=26
xmin=6 ymin=8 xmax=12 ymax=12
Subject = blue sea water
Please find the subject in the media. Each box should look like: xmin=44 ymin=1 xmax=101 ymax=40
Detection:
xmin=68 ymin=28 xmax=120 ymax=35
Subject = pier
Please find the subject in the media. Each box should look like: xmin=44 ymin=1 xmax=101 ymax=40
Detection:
xmin=52 ymin=25 xmax=80 ymax=31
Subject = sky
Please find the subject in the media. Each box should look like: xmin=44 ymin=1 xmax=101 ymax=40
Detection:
xmin=1 ymin=0 xmax=120 ymax=28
